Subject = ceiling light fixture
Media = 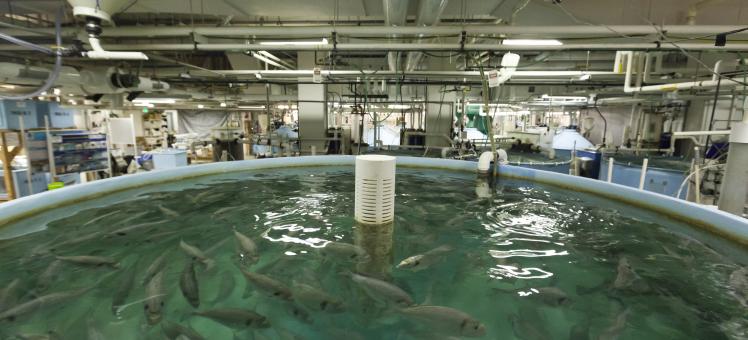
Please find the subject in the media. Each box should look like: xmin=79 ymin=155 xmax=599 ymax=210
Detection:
xmin=238 ymin=105 xmax=266 ymax=110
xmin=260 ymin=38 xmax=328 ymax=46
xmin=133 ymin=98 xmax=176 ymax=104
xmin=52 ymin=88 xmax=61 ymax=95
xmin=249 ymin=52 xmax=290 ymax=70
xmin=503 ymin=39 xmax=563 ymax=46
xmin=0 ymin=84 xmax=16 ymax=89
xmin=255 ymin=73 xmax=262 ymax=79
xmin=197 ymin=104 xmax=204 ymax=109
xmin=220 ymin=102 xmax=227 ymax=107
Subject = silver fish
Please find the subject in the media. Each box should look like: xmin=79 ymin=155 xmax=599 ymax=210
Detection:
xmin=158 ymin=205 xmax=180 ymax=218
xmin=348 ymin=272 xmax=413 ymax=307
xmin=36 ymin=260 xmax=63 ymax=292
xmin=240 ymin=269 xmax=293 ymax=300
xmin=193 ymin=308 xmax=270 ymax=328
xmin=144 ymin=270 xmax=165 ymax=325
xmin=179 ymin=240 xmax=214 ymax=268
xmin=180 ymin=260 xmax=200 ymax=308
xmin=0 ymin=287 xmax=90 ymax=322
xmin=161 ymin=320 xmax=205 ymax=340
xmin=597 ymin=309 xmax=629 ymax=340
xmin=211 ymin=271 xmax=236 ymax=304
xmin=613 ymin=258 xmax=649 ymax=293
xmin=292 ymin=282 xmax=345 ymax=313
xmin=82 ymin=210 xmax=120 ymax=227
xmin=529 ymin=287 xmax=571 ymax=306
xmin=0 ymin=278 xmax=21 ymax=312
xmin=233 ymin=230 xmax=259 ymax=264
xmin=111 ymin=262 xmax=137 ymax=315
xmin=49 ymin=232 xmax=102 ymax=253
xmin=728 ymin=267 xmax=748 ymax=307
xmin=319 ymin=242 xmax=369 ymax=262
xmin=400 ymin=305 xmax=486 ymax=338
xmin=396 ymin=245 xmax=454 ymax=271
xmin=9 ymin=331 xmax=62 ymax=340
xmin=143 ymin=251 xmax=170 ymax=286
xmin=108 ymin=220 xmax=168 ymax=237
xmin=55 ymin=255 xmax=119 ymax=268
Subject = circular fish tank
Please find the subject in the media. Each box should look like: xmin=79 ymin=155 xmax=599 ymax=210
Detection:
xmin=0 ymin=156 xmax=746 ymax=340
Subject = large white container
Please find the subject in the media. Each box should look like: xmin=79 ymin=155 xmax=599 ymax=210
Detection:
xmin=152 ymin=149 xmax=188 ymax=170
xmin=354 ymin=155 xmax=395 ymax=225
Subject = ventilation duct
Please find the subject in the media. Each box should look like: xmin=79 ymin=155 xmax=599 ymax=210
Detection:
xmin=404 ymin=0 xmax=448 ymax=71
xmin=383 ymin=0 xmax=410 ymax=72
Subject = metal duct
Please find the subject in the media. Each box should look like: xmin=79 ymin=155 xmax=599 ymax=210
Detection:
xmin=383 ymin=0 xmax=409 ymax=72
xmin=405 ymin=0 xmax=448 ymax=71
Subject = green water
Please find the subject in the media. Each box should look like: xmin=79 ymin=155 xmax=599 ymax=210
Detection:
xmin=0 ymin=167 xmax=746 ymax=340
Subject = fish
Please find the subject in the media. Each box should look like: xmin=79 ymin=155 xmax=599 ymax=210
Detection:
xmin=396 ymin=245 xmax=454 ymax=271
xmin=0 ymin=287 xmax=91 ymax=322
xmin=143 ymin=251 xmax=170 ymax=286
xmin=107 ymin=220 xmax=168 ymax=237
xmin=728 ymin=267 xmax=748 ymax=308
xmin=111 ymin=262 xmax=138 ymax=315
xmin=319 ymin=241 xmax=369 ymax=262
xmin=399 ymin=305 xmax=486 ymax=338
xmin=597 ymin=309 xmax=630 ymax=340
xmin=179 ymin=240 xmax=214 ymax=268
xmin=82 ymin=210 xmax=120 ymax=227
xmin=144 ymin=270 xmax=166 ymax=325
xmin=48 ymin=232 xmax=103 ymax=253
xmin=193 ymin=308 xmax=270 ymax=329
xmin=529 ymin=287 xmax=571 ymax=307
xmin=36 ymin=260 xmax=64 ymax=293
xmin=55 ymin=255 xmax=119 ymax=268
xmin=347 ymin=272 xmax=413 ymax=307
xmin=613 ymin=257 xmax=650 ymax=293
xmin=233 ymin=230 xmax=259 ymax=264
xmin=8 ymin=331 xmax=62 ymax=340
xmin=0 ymin=278 xmax=21 ymax=311
xmin=161 ymin=320 xmax=205 ymax=340
xmin=212 ymin=206 xmax=239 ymax=217
xmin=211 ymin=271 xmax=236 ymax=303
xmin=569 ymin=322 xmax=591 ymax=340
xmin=158 ymin=205 xmax=180 ymax=218
xmin=180 ymin=260 xmax=200 ymax=308
xmin=292 ymin=282 xmax=345 ymax=313
xmin=240 ymin=269 xmax=293 ymax=300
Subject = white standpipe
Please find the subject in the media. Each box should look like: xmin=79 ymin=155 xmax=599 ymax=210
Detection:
xmin=354 ymin=155 xmax=396 ymax=225
xmin=638 ymin=158 xmax=649 ymax=190
xmin=607 ymin=157 xmax=614 ymax=182
xmin=477 ymin=151 xmax=495 ymax=174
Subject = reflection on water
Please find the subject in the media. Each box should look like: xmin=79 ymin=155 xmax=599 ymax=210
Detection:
xmin=0 ymin=167 xmax=745 ymax=339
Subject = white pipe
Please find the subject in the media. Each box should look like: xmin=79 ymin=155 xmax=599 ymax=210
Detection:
xmin=607 ymin=157 xmax=614 ymax=182
xmin=623 ymin=52 xmax=745 ymax=93
xmin=85 ymin=37 xmax=148 ymax=60
xmin=477 ymin=151 xmax=494 ymax=174
xmin=6 ymin=25 xmax=748 ymax=38
xmin=668 ymin=130 xmax=731 ymax=155
xmin=7 ymin=42 xmax=748 ymax=52
xmin=216 ymin=69 xmax=615 ymax=78
xmin=694 ymin=162 xmax=702 ymax=204
xmin=638 ymin=158 xmax=648 ymax=190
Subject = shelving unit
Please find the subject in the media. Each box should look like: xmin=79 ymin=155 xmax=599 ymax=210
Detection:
xmin=26 ymin=130 xmax=108 ymax=178
xmin=0 ymin=130 xmax=24 ymax=201
xmin=142 ymin=112 xmax=168 ymax=150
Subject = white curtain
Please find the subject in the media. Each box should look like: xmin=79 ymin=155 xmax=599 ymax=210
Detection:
xmin=177 ymin=110 xmax=229 ymax=138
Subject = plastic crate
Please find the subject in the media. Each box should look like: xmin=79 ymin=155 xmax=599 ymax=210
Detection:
xmin=0 ymin=100 xmax=38 ymax=129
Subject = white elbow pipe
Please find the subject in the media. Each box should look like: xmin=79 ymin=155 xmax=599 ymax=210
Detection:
xmin=477 ymin=151 xmax=495 ymax=174
xmin=86 ymin=37 xmax=149 ymax=60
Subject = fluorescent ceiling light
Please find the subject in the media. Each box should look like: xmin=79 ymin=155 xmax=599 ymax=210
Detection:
xmin=197 ymin=104 xmax=204 ymax=109
xmin=260 ymin=38 xmax=328 ymax=46
xmin=503 ymin=39 xmax=563 ymax=46
xmin=255 ymin=73 xmax=262 ymax=79
xmin=238 ymin=105 xmax=266 ymax=110
xmin=220 ymin=102 xmax=227 ymax=107
xmin=133 ymin=102 xmax=155 ymax=108
xmin=52 ymin=88 xmax=61 ymax=95
xmin=249 ymin=52 xmax=290 ymax=70
xmin=0 ymin=84 xmax=16 ymax=89
xmin=579 ymin=73 xmax=591 ymax=81
xmin=133 ymin=98 xmax=176 ymax=104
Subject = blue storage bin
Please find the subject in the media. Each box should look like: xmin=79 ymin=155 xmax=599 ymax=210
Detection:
xmin=36 ymin=101 xmax=77 ymax=128
xmin=0 ymin=100 xmax=38 ymax=129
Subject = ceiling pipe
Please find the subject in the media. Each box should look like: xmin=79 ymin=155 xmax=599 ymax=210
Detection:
xmin=404 ymin=0 xmax=448 ymax=72
xmin=621 ymin=51 xmax=745 ymax=93
xmin=6 ymin=25 xmax=748 ymax=38
xmin=15 ymin=42 xmax=745 ymax=52
xmin=209 ymin=69 xmax=617 ymax=78
xmin=383 ymin=0 xmax=410 ymax=72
